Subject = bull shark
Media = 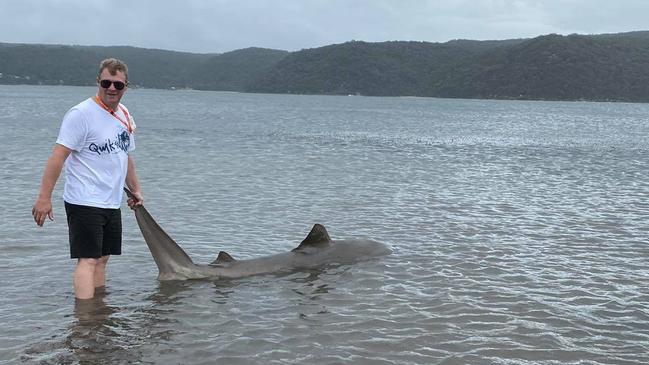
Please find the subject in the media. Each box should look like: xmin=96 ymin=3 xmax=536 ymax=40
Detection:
xmin=124 ymin=189 xmax=391 ymax=281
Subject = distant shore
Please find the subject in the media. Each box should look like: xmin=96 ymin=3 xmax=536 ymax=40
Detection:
xmin=2 ymin=32 xmax=648 ymax=103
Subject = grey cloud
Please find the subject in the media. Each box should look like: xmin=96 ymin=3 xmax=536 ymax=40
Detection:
xmin=0 ymin=0 xmax=647 ymax=53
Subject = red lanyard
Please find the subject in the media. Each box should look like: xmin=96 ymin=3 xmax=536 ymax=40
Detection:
xmin=93 ymin=96 xmax=133 ymax=134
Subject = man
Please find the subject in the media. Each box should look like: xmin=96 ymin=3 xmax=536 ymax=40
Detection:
xmin=32 ymin=58 xmax=144 ymax=300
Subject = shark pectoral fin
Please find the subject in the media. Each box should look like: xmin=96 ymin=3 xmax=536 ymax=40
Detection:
xmin=292 ymin=224 xmax=332 ymax=253
xmin=211 ymin=251 xmax=236 ymax=265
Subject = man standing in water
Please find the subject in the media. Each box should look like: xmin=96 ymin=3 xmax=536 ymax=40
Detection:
xmin=32 ymin=58 xmax=144 ymax=300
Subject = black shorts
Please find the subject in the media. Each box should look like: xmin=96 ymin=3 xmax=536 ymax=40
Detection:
xmin=65 ymin=202 xmax=122 ymax=259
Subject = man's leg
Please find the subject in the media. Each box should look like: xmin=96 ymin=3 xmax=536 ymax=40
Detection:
xmin=74 ymin=258 xmax=99 ymax=299
xmin=94 ymin=255 xmax=110 ymax=290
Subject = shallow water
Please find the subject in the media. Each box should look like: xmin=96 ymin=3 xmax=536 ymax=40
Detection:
xmin=1 ymin=85 xmax=648 ymax=364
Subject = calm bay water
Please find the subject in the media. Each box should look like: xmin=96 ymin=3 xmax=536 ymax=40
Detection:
xmin=1 ymin=85 xmax=648 ymax=364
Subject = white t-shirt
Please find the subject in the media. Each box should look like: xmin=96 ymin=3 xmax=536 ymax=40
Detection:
xmin=56 ymin=97 xmax=136 ymax=208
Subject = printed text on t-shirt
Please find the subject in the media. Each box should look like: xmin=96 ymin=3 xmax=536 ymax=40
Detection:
xmin=88 ymin=131 xmax=131 ymax=155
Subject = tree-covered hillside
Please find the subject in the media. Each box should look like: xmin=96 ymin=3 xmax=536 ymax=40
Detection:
xmin=0 ymin=44 xmax=286 ymax=90
xmin=455 ymin=32 xmax=649 ymax=101
xmin=2 ymin=31 xmax=649 ymax=102
xmin=189 ymin=48 xmax=289 ymax=91
xmin=249 ymin=39 xmax=527 ymax=96
xmin=248 ymin=32 xmax=649 ymax=102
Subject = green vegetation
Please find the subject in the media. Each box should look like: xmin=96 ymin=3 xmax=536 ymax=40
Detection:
xmin=0 ymin=43 xmax=287 ymax=90
xmin=2 ymin=31 xmax=649 ymax=102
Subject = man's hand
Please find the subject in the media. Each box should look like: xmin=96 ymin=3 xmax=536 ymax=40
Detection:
xmin=32 ymin=144 xmax=71 ymax=227
xmin=127 ymin=190 xmax=144 ymax=210
xmin=32 ymin=197 xmax=54 ymax=226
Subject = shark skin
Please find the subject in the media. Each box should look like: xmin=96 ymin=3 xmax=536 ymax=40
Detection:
xmin=124 ymin=189 xmax=391 ymax=281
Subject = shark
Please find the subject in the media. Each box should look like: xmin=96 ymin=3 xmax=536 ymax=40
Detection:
xmin=124 ymin=189 xmax=391 ymax=281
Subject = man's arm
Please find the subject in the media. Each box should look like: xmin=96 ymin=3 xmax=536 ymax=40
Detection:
xmin=32 ymin=144 xmax=72 ymax=226
xmin=125 ymin=154 xmax=143 ymax=208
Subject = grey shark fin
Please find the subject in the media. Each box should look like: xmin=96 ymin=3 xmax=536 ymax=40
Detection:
xmin=211 ymin=251 xmax=236 ymax=265
xmin=292 ymin=224 xmax=332 ymax=252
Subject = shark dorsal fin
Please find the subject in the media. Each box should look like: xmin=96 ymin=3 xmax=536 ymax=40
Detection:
xmin=211 ymin=251 xmax=236 ymax=265
xmin=292 ymin=224 xmax=332 ymax=252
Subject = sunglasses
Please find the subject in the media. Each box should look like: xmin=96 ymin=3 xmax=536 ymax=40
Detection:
xmin=99 ymin=79 xmax=127 ymax=90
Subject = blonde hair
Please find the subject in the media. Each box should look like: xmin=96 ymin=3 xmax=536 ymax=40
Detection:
xmin=97 ymin=58 xmax=129 ymax=81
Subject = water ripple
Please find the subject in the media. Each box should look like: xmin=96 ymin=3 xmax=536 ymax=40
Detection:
xmin=2 ymin=87 xmax=649 ymax=364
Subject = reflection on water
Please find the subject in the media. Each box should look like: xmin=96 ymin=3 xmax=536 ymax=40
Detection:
xmin=149 ymin=281 xmax=197 ymax=305
xmin=21 ymin=290 xmax=142 ymax=364
xmin=22 ymin=281 xmax=225 ymax=364
xmin=66 ymin=292 xmax=138 ymax=364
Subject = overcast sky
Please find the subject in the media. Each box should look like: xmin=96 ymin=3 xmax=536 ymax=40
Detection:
xmin=1 ymin=0 xmax=647 ymax=54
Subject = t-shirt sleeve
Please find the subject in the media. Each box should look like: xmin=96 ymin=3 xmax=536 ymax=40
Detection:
xmin=56 ymin=108 xmax=88 ymax=152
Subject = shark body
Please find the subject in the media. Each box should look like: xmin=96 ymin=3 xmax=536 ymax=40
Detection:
xmin=126 ymin=190 xmax=391 ymax=281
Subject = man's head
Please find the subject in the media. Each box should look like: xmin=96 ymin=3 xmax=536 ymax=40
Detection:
xmin=96 ymin=58 xmax=129 ymax=109
xmin=97 ymin=58 xmax=128 ymax=82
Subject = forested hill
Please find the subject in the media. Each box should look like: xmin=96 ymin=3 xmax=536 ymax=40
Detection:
xmin=2 ymin=31 xmax=649 ymax=102
xmin=250 ymin=32 xmax=649 ymax=102
xmin=0 ymin=44 xmax=288 ymax=90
